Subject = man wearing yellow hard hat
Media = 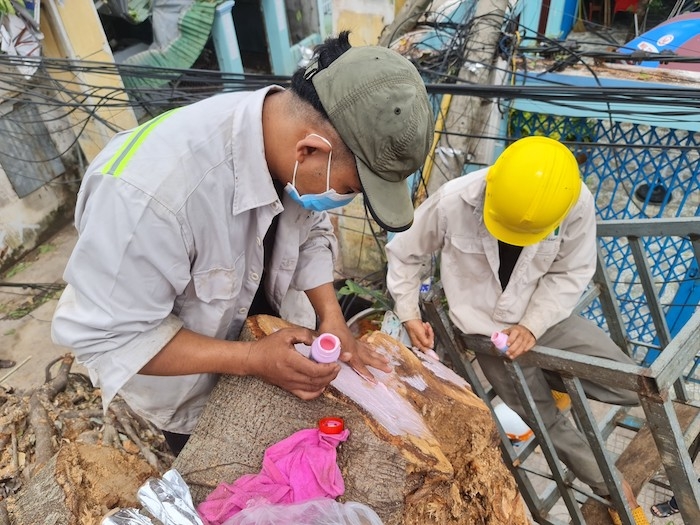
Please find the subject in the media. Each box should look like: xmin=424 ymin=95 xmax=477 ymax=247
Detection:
xmin=385 ymin=136 xmax=649 ymax=524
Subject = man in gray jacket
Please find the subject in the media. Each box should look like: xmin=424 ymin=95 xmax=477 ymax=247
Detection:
xmin=386 ymin=136 xmax=648 ymax=522
xmin=52 ymin=32 xmax=433 ymax=455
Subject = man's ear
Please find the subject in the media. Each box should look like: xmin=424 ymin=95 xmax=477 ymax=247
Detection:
xmin=295 ymin=133 xmax=332 ymax=164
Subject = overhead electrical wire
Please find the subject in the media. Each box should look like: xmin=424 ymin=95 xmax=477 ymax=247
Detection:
xmin=2 ymin=57 xmax=700 ymax=113
xmin=1 ymin=8 xmax=698 ymax=187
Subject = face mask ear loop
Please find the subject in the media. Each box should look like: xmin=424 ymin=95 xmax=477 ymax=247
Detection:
xmin=306 ymin=133 xmax=333 ymax=193
xmin=325 ymin=149 xmax=332 ymax=192
xmin=292 ymin=160 xmax=299 ymax=187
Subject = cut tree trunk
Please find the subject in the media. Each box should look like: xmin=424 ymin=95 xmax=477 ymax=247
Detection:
xmin=174 ymin=315 xmax=528 ymax=525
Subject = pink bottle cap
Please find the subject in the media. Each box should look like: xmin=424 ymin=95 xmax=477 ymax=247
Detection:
xmin=491 ymin=331 xmax=509 ymax=351
xmin=310 ymin=333 xmax=341 ymax=363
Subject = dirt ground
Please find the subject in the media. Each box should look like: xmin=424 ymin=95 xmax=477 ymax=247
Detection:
xmin=0 ymin=222 xmax=85 ymax=393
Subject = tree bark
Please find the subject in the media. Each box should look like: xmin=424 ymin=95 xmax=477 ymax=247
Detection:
xmin=174 ymin=315 xmax=528 ymax=525
xmin=27 ymin=354 xmax=74 ymax=475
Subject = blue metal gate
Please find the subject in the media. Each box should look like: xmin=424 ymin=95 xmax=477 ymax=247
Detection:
xmin=509 ymin=111 xmax=700 ymax=368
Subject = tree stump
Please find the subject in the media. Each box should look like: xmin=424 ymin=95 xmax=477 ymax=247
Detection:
xmin=4 ymin=442 xmax=158 ymax=525
xmin=174 ymin=315 xmax=528 ymax=525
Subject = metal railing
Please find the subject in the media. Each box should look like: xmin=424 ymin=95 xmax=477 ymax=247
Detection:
xmin=422 ymin=217 xmax=700 ymax=525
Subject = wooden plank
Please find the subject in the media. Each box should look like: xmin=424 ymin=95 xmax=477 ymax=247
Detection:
xmin=581 ymin=401 xmax=700 ymax=523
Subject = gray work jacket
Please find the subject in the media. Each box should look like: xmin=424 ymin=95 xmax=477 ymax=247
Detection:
xmin=386 ymin=168 xmax=596 ymax=340
xmin=52 ymin=87 xmax=337 ymax=433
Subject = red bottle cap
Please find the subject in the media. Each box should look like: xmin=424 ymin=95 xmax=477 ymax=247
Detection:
xmin=318 ymin=416 xmax=345 ymax=434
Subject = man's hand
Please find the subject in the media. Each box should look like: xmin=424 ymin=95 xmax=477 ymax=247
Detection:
xmin=319 ymin=318 xmax=392 ymax=384
xmin=404 ymin=319 xmax=440 ymax=361
xmin=303 ymin=282 xmax=391 ymax=383
xmin=245 ymin=327 xmax=340 ymax=400
xmin=403 ymin=319 xmax=435 ymax=353
xmin=502 ymin=324 xmax=536 ymax=359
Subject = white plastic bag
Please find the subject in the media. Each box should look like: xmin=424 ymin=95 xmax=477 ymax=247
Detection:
xmin=102 ymin=469 xmax=202 ymax=525
xmin=102 ymin=508 xmax=155 ymax=524
xmin=222 ymin=498 xmax=383 ymax=525
xmin=137 ymin=469 xmax=204 ymax=525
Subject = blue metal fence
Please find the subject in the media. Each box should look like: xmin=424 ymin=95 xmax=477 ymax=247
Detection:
xmin=509 ymin=111 xmax=700 ymax=368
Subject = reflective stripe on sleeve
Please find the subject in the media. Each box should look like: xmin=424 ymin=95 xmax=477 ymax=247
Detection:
xmin=103 ymin=108 xmax=180 ymax=177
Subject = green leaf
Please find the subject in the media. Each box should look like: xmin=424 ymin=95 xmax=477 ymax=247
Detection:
xmin=337 ymin=279 xmax=393 ymax=312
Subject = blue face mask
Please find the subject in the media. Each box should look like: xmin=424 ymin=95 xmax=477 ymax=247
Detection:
xmin=284 ymin=134 xmax=358 ymax=212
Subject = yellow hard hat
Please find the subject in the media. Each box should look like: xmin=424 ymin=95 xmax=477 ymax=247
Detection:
xmin=484 ymin=136 xmax=582 ymax=246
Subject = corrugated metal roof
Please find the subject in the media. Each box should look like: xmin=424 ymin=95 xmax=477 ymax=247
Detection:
xmin=122 ymin=1 xmax=218 ymax=89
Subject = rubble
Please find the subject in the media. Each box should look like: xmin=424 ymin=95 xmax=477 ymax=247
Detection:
xmin=0 ymin=353 xmax=175 ymax=525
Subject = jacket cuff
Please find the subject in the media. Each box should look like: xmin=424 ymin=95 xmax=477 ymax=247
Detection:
xmin=82 ymin=314 xmax=184 ymax=412
xmin=518 ymin=316 xmax=546 ymax=340
xmin=393 ymin=300 xmax=423 ymax=325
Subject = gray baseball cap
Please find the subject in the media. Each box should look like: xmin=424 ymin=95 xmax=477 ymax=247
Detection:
xmin=307 ymin=46 xmax=433 ymax=232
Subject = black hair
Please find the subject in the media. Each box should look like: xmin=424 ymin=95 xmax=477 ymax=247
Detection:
xmin=289 ymin=31 xmax=352 ymax=119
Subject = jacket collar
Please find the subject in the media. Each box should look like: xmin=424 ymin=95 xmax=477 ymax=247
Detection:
xmin=230 ymin=85 xmax=285 ymax=216
xmin=458 ymin=168 xmax=489 ymax=226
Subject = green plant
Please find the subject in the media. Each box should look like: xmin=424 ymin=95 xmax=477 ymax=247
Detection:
xmin=4 ymin=289 xmax=61 ymax=320
xmin=336 ymin=279 xmax=393 ymax=312
xmin=6 ymin=306 xmax=32 ymax=320
xmin=5 ymin=262 xmax=30 ymax=279
xmin=647 ymin=0 xmax=665 ymax=15
xmin=38 ymin=243 xmax=55 ymax=255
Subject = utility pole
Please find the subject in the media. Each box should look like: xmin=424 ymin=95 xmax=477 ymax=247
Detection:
xmin=378 ymin=0 xmax=433 ymax=46
xmin=423 ymin=0 xmax=511 ymax=198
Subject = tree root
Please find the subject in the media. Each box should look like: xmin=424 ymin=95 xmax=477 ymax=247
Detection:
xmin=0 ymin=352 xmax=174 ymax=512
xmin=110 ymin=399 xmax=160 ymax=471
xmin=28 ymin=354 xmax=74 ymax=473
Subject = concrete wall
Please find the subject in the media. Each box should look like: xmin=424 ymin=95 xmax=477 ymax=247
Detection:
xmin=334 ymin=0 xmax=395 ymax=45
xmin=0 ymin=99 xmax=79 ymax=270
xmin=0 ymin=0 xmax=137 ymax=272
xmin=40 ymin=0 xmax=138 ymax=163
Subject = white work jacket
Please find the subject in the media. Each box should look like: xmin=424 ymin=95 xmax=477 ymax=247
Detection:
xmin=386 ymin=168 xmax=597 ymax=340
xmin=52 ymin=87 xmax=337 ymax=433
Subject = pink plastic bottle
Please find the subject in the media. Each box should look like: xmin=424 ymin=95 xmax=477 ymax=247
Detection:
xmin=310 ymin=333 xmax=341 ymax=363
xmin=491 ymin=331 xmax=509 ymax=354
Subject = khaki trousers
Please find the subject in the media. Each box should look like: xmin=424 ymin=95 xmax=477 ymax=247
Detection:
xmin=465 ymin=315 xmax=638 ymax=495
